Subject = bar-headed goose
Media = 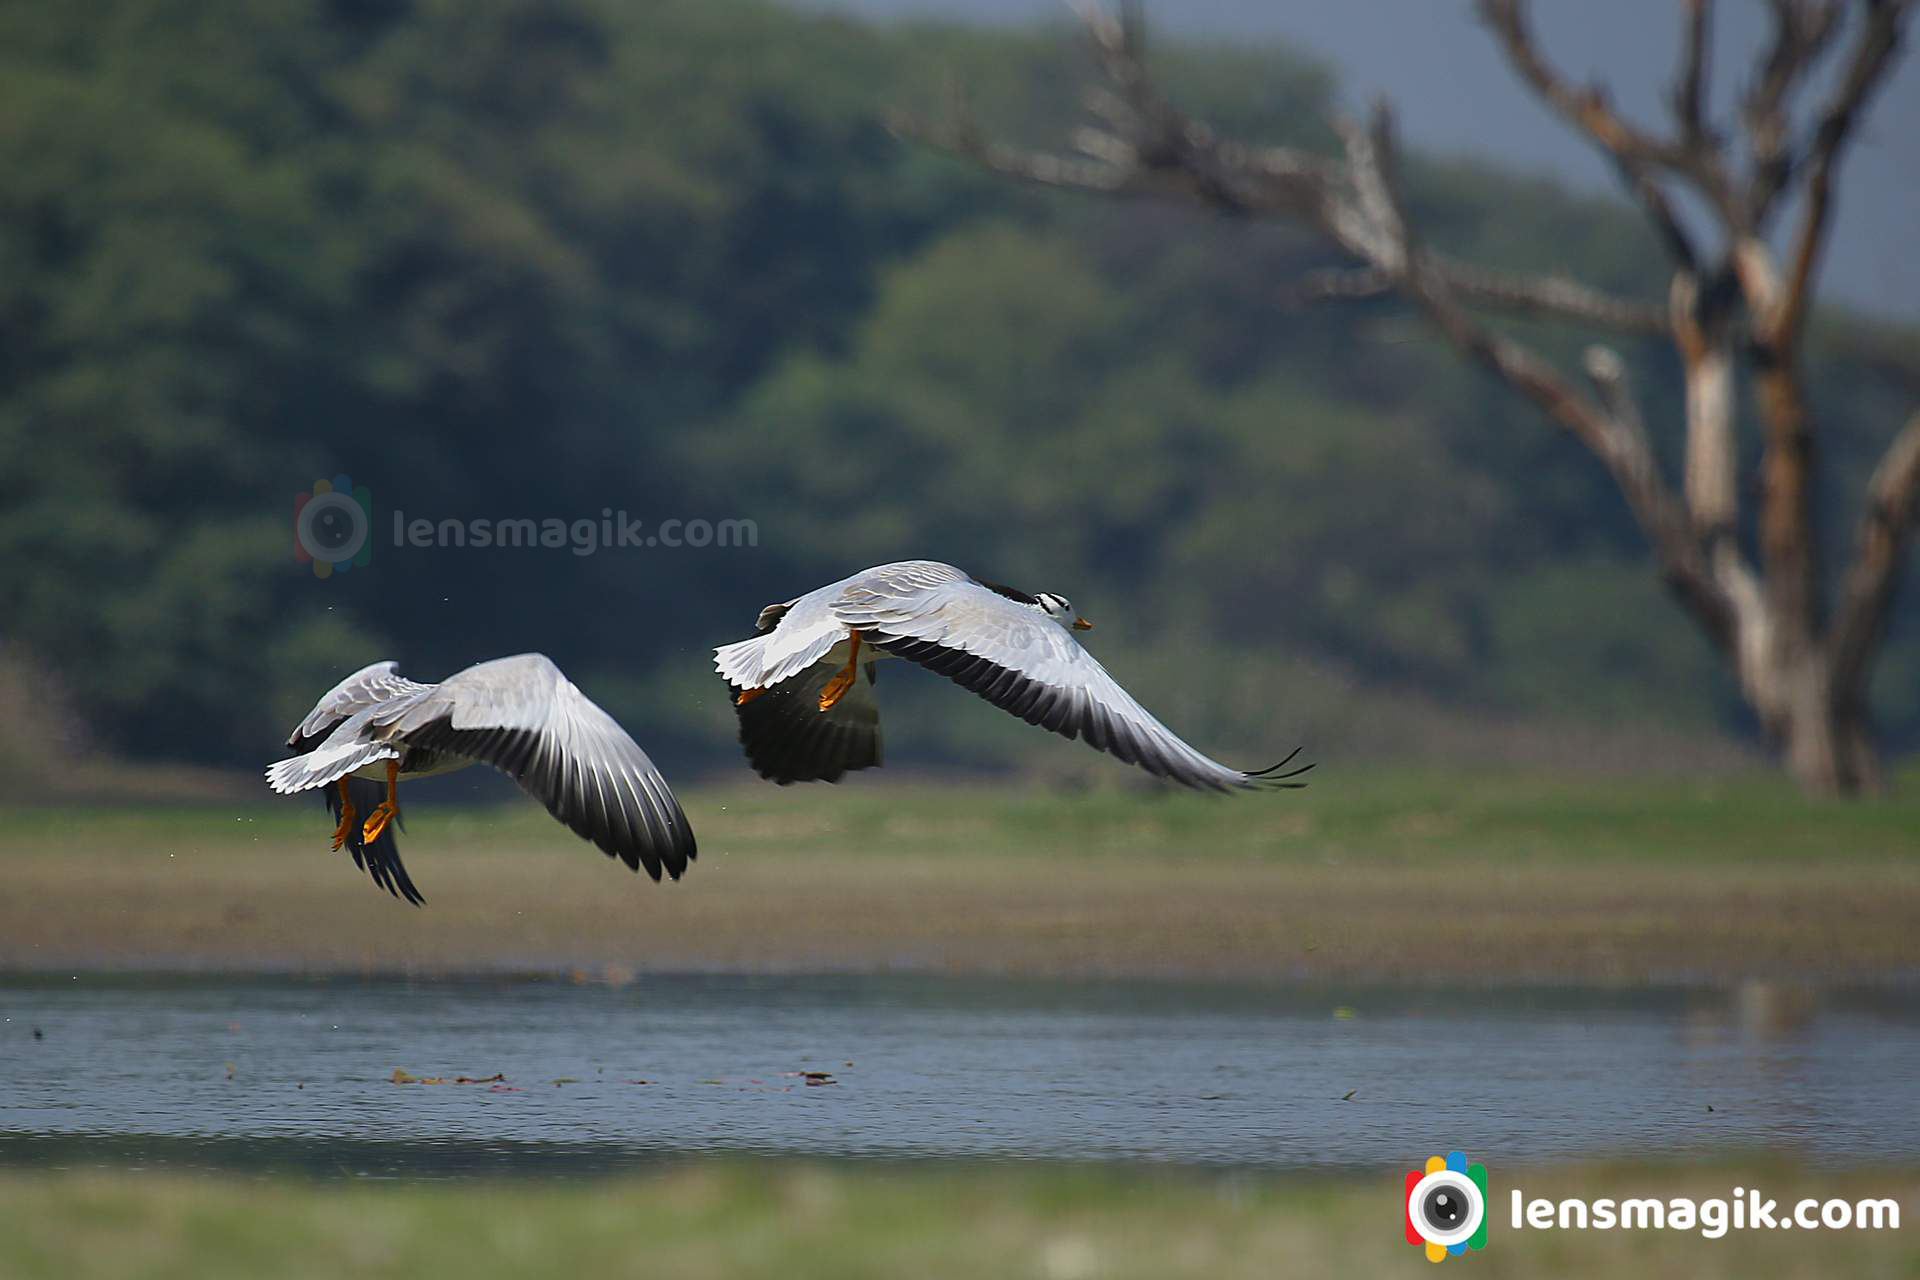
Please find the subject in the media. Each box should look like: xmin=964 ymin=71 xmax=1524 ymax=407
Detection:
xmin=267 ymin=653 xmax=695 ymax=903
xmin=714 ymin=560 xmax=1312 ymax=791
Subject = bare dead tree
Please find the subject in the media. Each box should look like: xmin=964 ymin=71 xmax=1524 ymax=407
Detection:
xmin=896 ymin=0 xmax=1918 ymax=794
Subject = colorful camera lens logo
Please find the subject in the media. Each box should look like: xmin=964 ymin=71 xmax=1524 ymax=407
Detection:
xmin=1404 ymin=1151 xmax=1488 ymax=1263
xmin=294 ymin=475 xmax=372 ymax=578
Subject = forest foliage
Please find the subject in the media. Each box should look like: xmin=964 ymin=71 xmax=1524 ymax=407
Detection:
xmin=2 ymin=0 xmax=1914 ymax=775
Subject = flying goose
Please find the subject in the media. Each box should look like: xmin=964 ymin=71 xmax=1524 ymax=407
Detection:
xmin=714 ymin=560 xmax=1312 ymax=791
xmin=266 ymin=653 xmax=696 ymax=903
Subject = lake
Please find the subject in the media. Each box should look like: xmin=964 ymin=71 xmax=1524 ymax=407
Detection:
xmin=2 ymin=975 xmax=1916 ymax=1174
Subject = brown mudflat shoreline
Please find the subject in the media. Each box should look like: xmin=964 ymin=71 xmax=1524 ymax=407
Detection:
xmin=6 ymin=775 xmax=1919 ymax=984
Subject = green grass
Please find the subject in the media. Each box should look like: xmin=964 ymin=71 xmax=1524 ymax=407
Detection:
xmin=0 ymin=1159 xmax=1911 ymax=1279
xmin=21 ymin=764 xmax=1920 ymax=863
xmin=5 ymin=770 xmax=1920 ymax=981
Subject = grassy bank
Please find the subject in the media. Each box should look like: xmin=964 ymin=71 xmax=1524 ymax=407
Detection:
xmin=0 ymin=1159 xmax=1911 ymax=1279
xmin=5 ymin=770 xmax=1920 ymax=982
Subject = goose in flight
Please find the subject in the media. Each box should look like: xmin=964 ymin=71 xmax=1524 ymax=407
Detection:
xmin=266 ymin=653 xmax=696 ymax=904
xmin=714 ymin=560 xmax=1312 ymax=791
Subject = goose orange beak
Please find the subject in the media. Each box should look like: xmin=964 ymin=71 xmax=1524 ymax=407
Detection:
xmin=1073 ymin=617 xmax=1093 ymax=631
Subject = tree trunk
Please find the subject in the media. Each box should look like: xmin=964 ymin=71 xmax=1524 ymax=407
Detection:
xmin=1765 ymin=650 xmax=1881 ymax=796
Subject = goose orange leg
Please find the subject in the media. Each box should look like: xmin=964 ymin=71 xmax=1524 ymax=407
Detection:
xmin=360 ymin=759 xmax=400 ymax=844
xmin=330 ymin=779 xmax=357 ymax=851
xmin=734 ymin=686 xmax=766 ymax=706
xmin=818 ymin=629 xmax=862 ymax=711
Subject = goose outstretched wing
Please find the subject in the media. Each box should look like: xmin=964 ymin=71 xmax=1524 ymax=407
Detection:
xmin=286 ymin=660 xmax=432 ymax=748
xmin=380 ymin=654 xmax=697 ymax=881
xmin=733 ymin=657 xmax=882 ymax=785
xmin=834 ymin=577 xmax=1310 ymax=793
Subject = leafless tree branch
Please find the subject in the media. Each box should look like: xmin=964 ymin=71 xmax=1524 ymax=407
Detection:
xmin=1770 ymin=0 xmax=1912 ymax=347
xmin=1477 ymin=0 xmax=1741 ymax=230
xmin=889 ymin=111 xmax=1139 ymax=194
xmin=1282 ymin=263 xmax=1667 ymax=334
xmin=1447 ymin=264 xmax=1669 ymax=335
xmin=892 ymin=35 xmax=1668 ymax=337
xmin=1831 ymin=410 xmax=1920 ymax=695
xmin=1745 ymin=0 xmax=1847 ymax=226
xmin=1285 ymin=266 xmax=1395 ymax=305
xmin=1477 ymin=0 xmax=1682 ymax=165
xmin=1583 ymin=345 xmax=1650 ymax=445
xmin=1674 ymin=0 xmax=1714 ymax=146
xmin=1587 ymin=343 xmax=1766 ymax=666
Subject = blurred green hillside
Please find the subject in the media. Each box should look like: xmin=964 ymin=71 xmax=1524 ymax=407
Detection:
xmin=2 ymin=0 xmax=1914 ymax=780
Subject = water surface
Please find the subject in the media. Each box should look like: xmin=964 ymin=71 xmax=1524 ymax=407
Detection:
xmin=2 ymin=976 xmax=1915 ymax=1174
